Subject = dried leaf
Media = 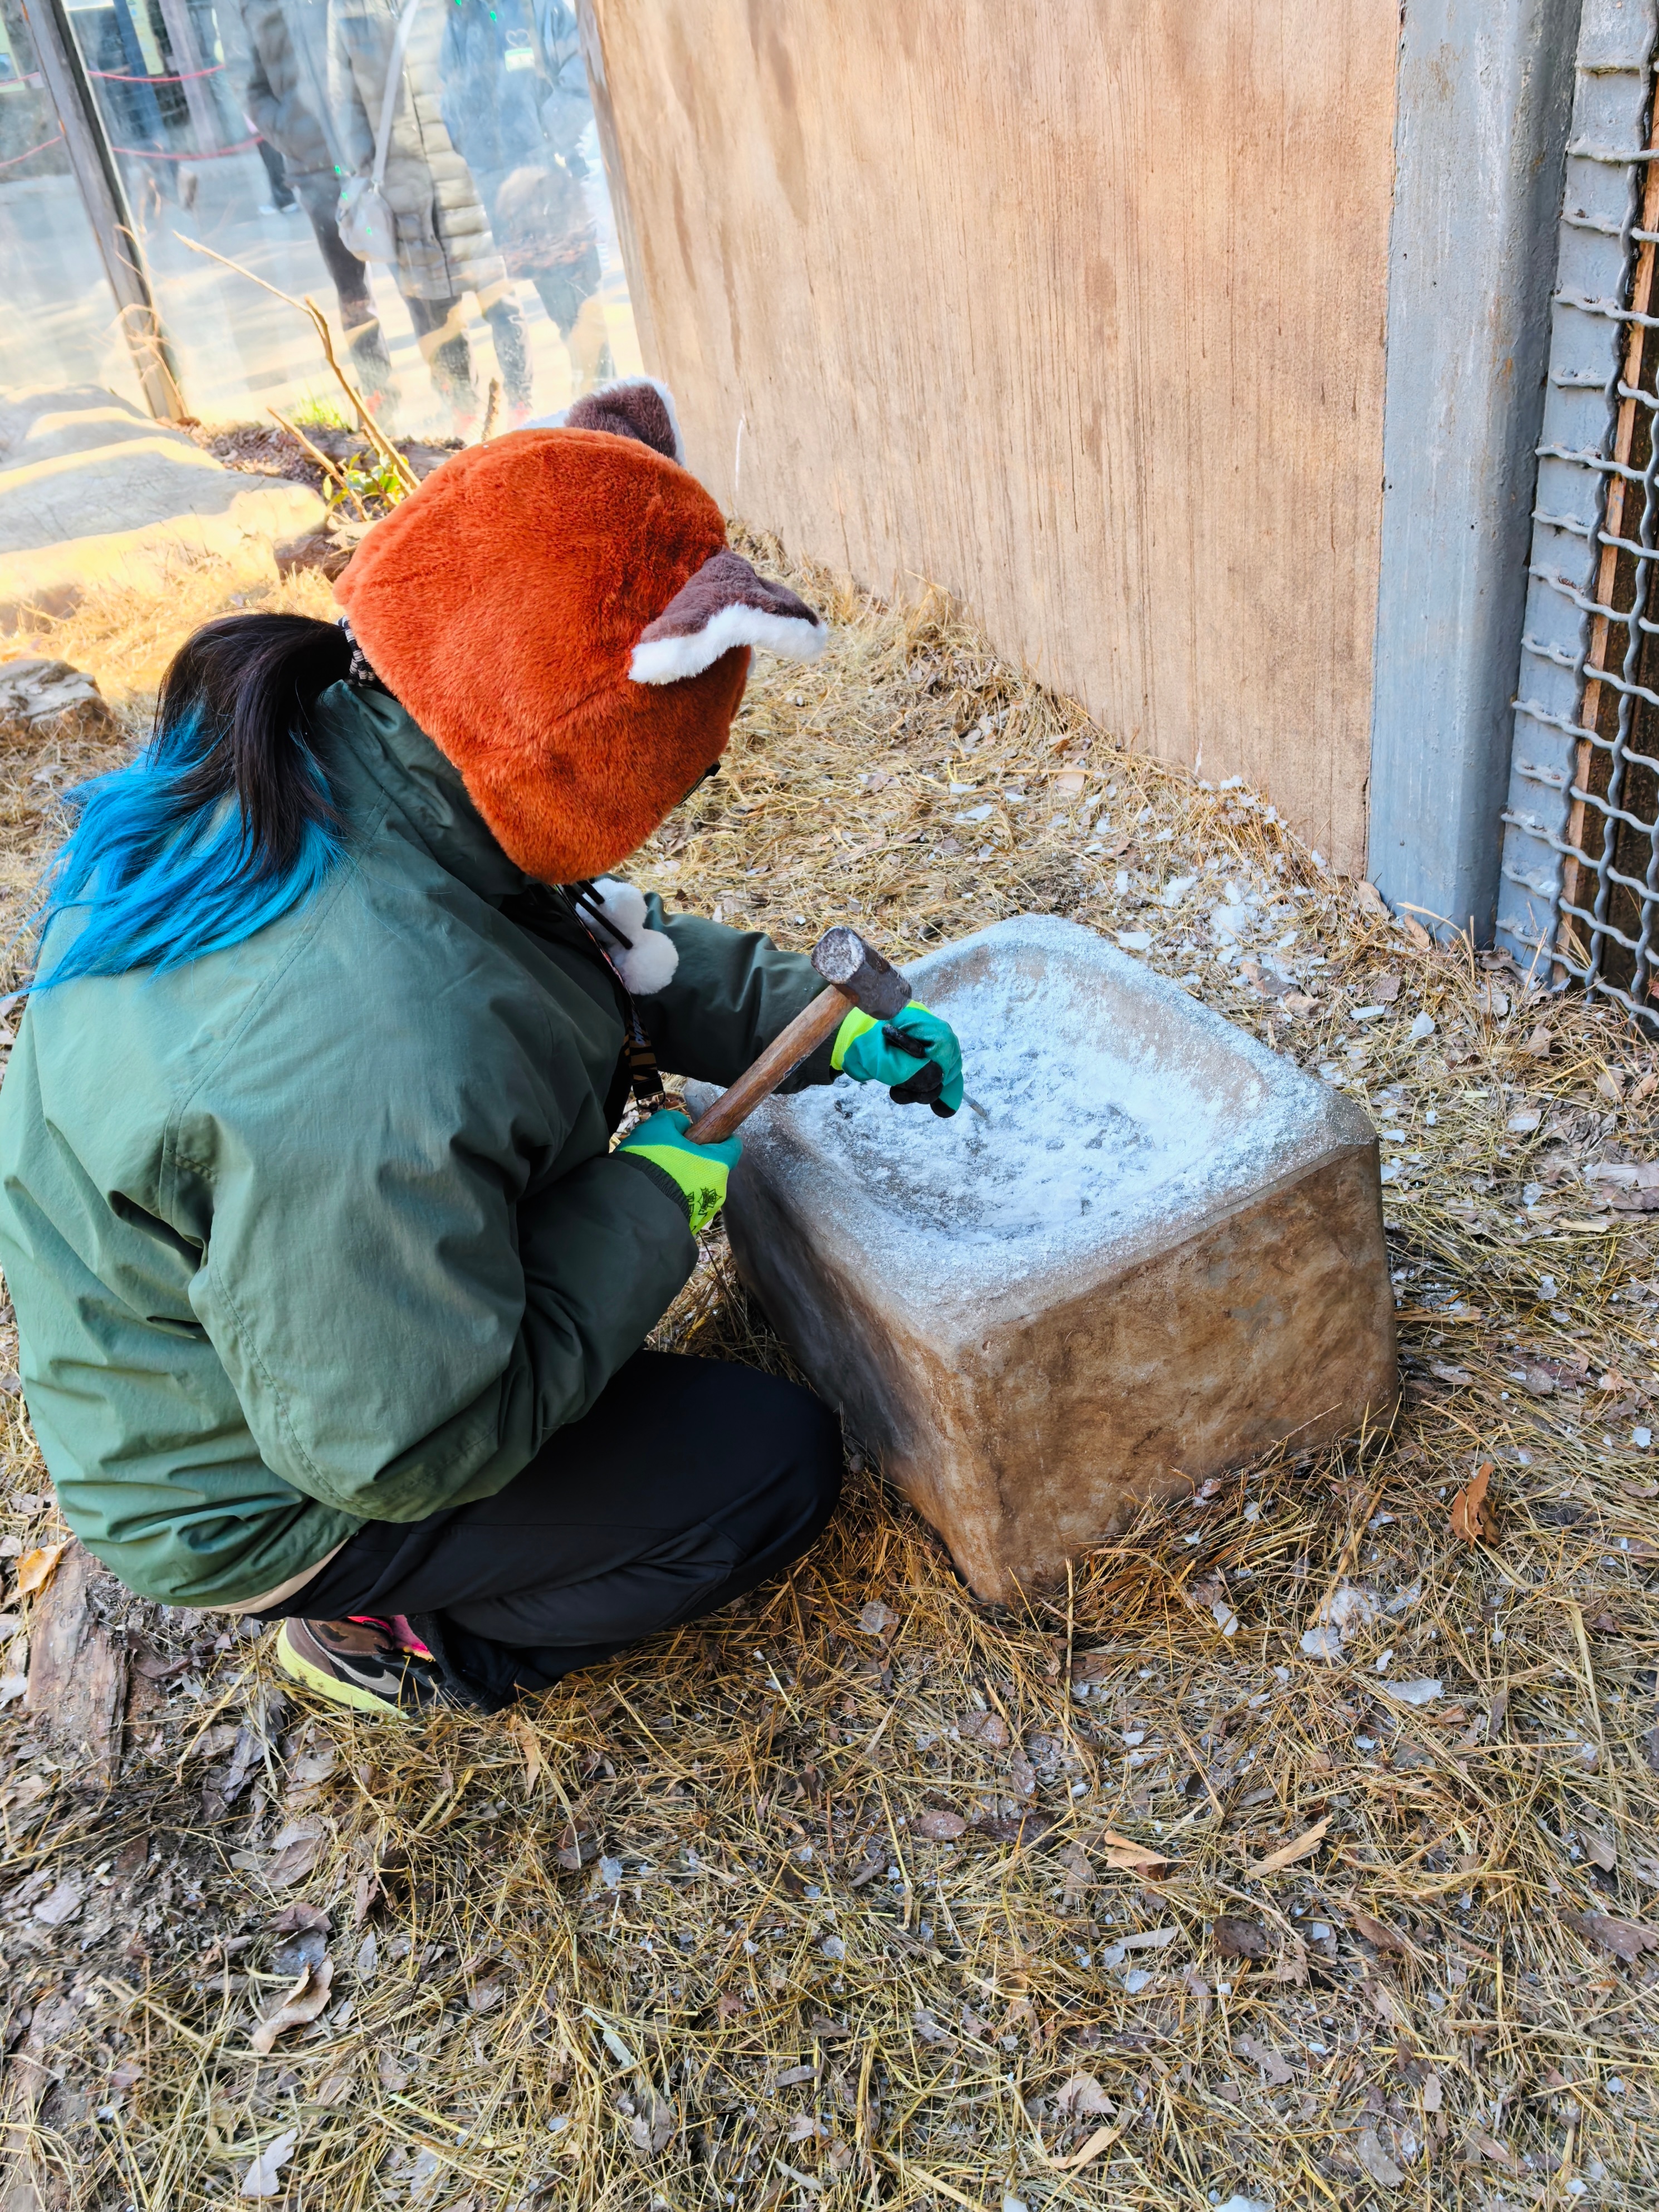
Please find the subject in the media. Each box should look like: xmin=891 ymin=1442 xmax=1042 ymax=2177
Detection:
xmin=1582 ymin=1828 xmax=1617 ymax=1873
xmin=626 ymin=2085 xmax=676 ymax=2156
xmin=1466 ymin=2129 xmax=1515 ymax=2168
xmin=1355 ymin=2125 xmax=1406 ymax=2189
xmin=263 ymin=1821 xmax=326 ymax=1889
xmin=1451 ymin=1464 xmax=1496 ymax=1543
xmin=1213 ymin=1917 xmax=1270 ymax=1960
xmin=1571 ymin=1911 xmax=1659 ymax=1964
xmin=1098 ymin=1827 xmax=1169 ymax=1872
xmin=1384 ymin=1678 xmax=1442 ymax=1707
xmin=715 ymin=1990 xmax=745 ymax=2023
xmin=960 ymin=1708 xmax=1008 ymax=1748
xmin=32 ymin=1877 xmax=84 ymax=1927
xmin=1049 ymin=2118 xmax=1123 ymax=2170
xmin=249 ymin=1958 xmax=334 ymax=2054
xmin=912 ymin=1809 xmax=966 ymax=1841
xmin=1234 ymin=2033 xmax=1293 ymax=2085
xmin=269 ymin=1901 xmax=330 ymax=1934
xmin=1059 ymin=1841 xmax=1092 ymax=1911
xmin=1245 ymin=1817 xmax=1330 ymax=1876
xmin=1055 ymin=2070 xmax=1114 ymax=2119
xmin=1347 ymin=1905 xmax=1410 ymax=1955
xmin=552 ymin=1822 xmax=600 ymax=1873
xmin=507 ymin=1711 xmax=543 ymax=1792
xmin=15 ymin=1542 xmax=68 ymax=1598
xmin=240 ymin=2125 xmax=299 ymax=2198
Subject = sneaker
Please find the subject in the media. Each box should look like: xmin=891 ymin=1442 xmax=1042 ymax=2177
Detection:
xmin=276 ymin=1615 xmax=451 ymax=1715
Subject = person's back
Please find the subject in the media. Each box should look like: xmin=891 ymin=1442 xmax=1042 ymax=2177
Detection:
xmin=0 ymin=387 xmax=961 ymax=1717
xmin=0 ymin=675 xmax=649 ymax=1610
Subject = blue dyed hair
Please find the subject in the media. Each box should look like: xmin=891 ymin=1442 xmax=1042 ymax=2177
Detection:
xmin=34 ymin=613 xmax=350 ymax=987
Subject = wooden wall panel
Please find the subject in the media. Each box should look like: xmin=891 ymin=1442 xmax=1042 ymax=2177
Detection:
xmin=585 ymin=2 xmax=1399 ymax=871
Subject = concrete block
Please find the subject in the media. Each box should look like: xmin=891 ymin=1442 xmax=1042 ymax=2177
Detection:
xmin=709 ymin=914 xmax=1396 ymax=1602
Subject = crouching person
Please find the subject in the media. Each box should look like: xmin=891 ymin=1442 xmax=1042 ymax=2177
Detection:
xmin=0 ymin=384 xmax=963 ymax=1716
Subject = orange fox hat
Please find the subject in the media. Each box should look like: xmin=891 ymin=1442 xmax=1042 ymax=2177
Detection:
xmin=333 ymin=380 xmax=825 ymax=883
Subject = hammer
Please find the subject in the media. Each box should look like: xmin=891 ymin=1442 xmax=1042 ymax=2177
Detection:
xmin=684 ymin=926 xmax=918 ymax=1145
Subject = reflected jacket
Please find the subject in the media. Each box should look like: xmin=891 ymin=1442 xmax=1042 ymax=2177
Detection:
xmin=327 ymin=0 xmax=506 ymax=301
xmin=0 ymin=684 xmax=831 ymax=1607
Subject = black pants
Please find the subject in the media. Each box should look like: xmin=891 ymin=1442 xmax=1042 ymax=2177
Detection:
xmin=273 ymin=1351 xmax=842 ymax=1708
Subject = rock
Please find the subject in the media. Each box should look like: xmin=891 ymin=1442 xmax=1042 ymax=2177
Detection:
xmin=0 ymin=384 xmax=325 ymax=625
xmin=0 ymin=656 xmax=120 ymax=745
xmin=22 ymin=1537 xmax=128 ymax=1782
xmin=701 ymin=915 xmax=1397 ymax=1601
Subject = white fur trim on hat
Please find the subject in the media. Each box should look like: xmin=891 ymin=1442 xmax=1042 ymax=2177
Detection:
xmin=629 ymin=601 xmax=828 ymax=685
xmin=588 ymin=876 xmax=680 ymax=995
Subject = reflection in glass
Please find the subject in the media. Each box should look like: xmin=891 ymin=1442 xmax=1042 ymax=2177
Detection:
xmin=0 ymin=0 xmax=637 ymax=431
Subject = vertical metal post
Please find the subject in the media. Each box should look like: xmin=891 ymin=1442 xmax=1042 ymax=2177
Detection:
xmin=1366 ymin=0 xmax=1583 ymax=945
xmin=22 ymin=0 xmax=188 ymax=422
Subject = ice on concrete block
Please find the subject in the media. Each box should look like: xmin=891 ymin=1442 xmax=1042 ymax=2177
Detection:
xmin=698 ymin=915 xmax=1397 ymax=1602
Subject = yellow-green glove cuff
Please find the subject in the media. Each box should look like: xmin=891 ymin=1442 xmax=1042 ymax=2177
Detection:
xmin=831 ymin=1006 xmax=878 ymax=1072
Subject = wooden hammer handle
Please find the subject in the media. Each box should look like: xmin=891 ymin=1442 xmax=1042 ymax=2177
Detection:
xmin=683 ymin=987 xmax=851 ymax=1144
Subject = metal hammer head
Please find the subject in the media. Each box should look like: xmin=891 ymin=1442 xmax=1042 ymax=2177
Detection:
xmin=811 ymin=925 xmax=912 ymax=1019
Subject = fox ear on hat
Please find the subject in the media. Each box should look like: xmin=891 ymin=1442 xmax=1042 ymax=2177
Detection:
xmin=528 ymin=376 xmax=686 ymax=463
xmin=630 ymin=547 xmax=826 ymax=685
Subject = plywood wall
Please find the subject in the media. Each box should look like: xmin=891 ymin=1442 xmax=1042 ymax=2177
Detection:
xmin=584 ymin=2 xmax=1399 ymax=872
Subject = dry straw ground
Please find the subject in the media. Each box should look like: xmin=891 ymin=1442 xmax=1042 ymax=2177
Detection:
xmin=1 ymin=535 xmax=1657 ymax=2212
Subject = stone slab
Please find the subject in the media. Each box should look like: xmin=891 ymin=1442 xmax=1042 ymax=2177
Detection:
xmin=0 ymin=383 xmax=324 ymax=623
xmin=702 ymin=914 xmax=1397 ymax=1601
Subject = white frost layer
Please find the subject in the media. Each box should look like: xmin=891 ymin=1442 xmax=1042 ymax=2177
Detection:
xmin=790 ymin=973 xmax=1222 ymax=1244
xmin=745 ymin=914 xmax=1361 ymax=1307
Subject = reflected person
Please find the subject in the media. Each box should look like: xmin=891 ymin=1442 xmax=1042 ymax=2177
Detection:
xmin=438 ymin=0 xmax=611 ymax=399
xmin=327 ymin=0 xmax=532 ymax=430
xmin=240 ymin=0 xmax=400 ymax=417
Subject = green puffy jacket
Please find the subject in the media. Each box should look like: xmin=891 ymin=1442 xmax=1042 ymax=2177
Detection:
xmin=0 ymin=683 xmax=830 ymax=1606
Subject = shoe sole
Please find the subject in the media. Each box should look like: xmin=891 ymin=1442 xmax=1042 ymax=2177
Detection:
xmin=275 ymin=1620 xmax=403 ymax=1716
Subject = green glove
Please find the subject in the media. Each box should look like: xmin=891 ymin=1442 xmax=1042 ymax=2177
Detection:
xmin=833 ymin=1002 xmax=965 ymax=1116
xmin=617 ymin=1109 xmax=742 ymax=1234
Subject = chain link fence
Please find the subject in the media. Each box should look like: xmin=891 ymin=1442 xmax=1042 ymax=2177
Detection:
xmin=1497 ymin=0 xmax=1659 ymax=1020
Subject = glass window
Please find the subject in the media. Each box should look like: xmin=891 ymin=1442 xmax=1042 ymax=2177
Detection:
xmin=7 ymin=0 xmax=639 ymax=433
xmin=0 ymin=0 xmax=146 ymax=405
